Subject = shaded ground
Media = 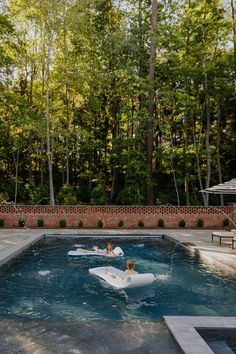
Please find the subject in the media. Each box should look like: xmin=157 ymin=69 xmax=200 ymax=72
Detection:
xmin=0 ymin=320 xmax=183 ymax=354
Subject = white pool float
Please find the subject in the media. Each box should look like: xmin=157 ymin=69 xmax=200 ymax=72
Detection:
xmin=67 ymin=246 xmax=124 ymax=257
xmin=89 ymin=266 xmax=156 ymax=289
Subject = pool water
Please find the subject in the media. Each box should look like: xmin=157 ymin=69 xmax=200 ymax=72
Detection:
xmin=197 ymin=329 xmax=236 ymax=354
xmin=0 ymin=236 xmax=236 ymax=322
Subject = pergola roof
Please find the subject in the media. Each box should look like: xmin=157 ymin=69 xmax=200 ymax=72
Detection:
xmin=201 ymin=179 xmax=236 ymax=194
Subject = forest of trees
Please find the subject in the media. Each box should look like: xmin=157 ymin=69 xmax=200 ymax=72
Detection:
xmin=0 ymin=0 xmax=236 ymax=207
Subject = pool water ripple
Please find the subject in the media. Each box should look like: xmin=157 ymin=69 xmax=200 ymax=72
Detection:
xmin=0 ymin=237 xmax=236 ymax=322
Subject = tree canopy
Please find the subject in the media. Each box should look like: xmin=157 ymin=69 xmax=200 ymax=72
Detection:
xmin=0 ymin=0 xmax=235 ymax=206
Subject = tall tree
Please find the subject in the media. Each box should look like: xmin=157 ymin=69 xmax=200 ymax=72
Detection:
xmin=147 ymin=0 xmax=157 ymax=205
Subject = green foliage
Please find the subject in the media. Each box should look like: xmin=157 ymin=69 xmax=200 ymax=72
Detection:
xmin=196 ymin=218 xmax=204 ymax=228
xmin=118 ymin=220 xmax=124 ymax=228
xmin=138 ymin=220 xmax=144 ymax=228
xmin=25 ymin=183 xmax=48 ymax=205
xmin=158 ymin=219 xmax=165 ymax=228
xmin=90 ymin=185 xmax=108 ymax=205
xmin=179 ymin=219 xmax=186 ymax=228
xmin=0 ymin=192 xmax=9 ymax=203
xmin=98 ymin=219 xmax=104 ymax=228
xmin=18 ymin=219 xmax=25 ymax=227
xmin=223 ymin=218 xmax=230 ymax=227
xmin=117 ymin=185 xmax=144 ymax=205
xmin=0 ymin=219 xmax=4 ymax=227
xmin=37 ymin=219 xmax=44 ymax=227
xmin=0 ymin=0 xmax=235 ymax=208
xmin=57 ymin=184 xmax=78 ymax=205
xmin=59 ymin=219 xmax=67 ymax=228
xmin=78 ymin=220 xmax=84 ymax=228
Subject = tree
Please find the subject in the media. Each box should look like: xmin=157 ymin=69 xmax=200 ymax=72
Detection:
xmin=147 ymin=0 xmax=157 ymax=205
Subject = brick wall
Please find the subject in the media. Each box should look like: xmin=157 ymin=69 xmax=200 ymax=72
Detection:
xmin=0 ymin=205 xmax=235 ymax=229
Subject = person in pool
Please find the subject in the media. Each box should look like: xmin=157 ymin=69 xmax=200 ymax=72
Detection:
xmin=125 ymin=259 xmax=138 ymax=275
xmin=103 ymin=242 xmax=115 ymax=256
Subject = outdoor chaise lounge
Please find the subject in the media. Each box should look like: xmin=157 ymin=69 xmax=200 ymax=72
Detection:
xmin=211 ymin=230 xmax=236 ymax=246
xmin=232 ymin=237 xmax=236 ymax=249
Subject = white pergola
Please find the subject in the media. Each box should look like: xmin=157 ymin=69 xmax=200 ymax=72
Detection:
xmin=201 ymin=179 xmax=236 ymax=194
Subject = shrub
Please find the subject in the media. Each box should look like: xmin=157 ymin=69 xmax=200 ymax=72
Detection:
xmin=223 ymin=218 xmax=230 ymax=227
xmin=98 ymin=219 xmax=104 ymax=228
xmin=158 ymin=219 xmax=165 ymax=228
xmin=117 ymin=185 xmax=144 ymax=205
xmin=37 ymin=219 xmax=44 ymax=227
xmin=59 ymin=219 xmax=67 ymax=228
xmin=90 ymin=185 xmax=108 ymax=205
xmin=138 ymin=220 xmax=144 ymax=228
xmin=18 ymin=219 xmax=25 ymax=227
xmin=57 ymin=184 xmax=77 ymax=205
xmin=179 ymin=219 xmax=186 ymax=228
xmin=118 ymin=220 xmax=124 ymax=228
xmin=78 ymin=220 xmax=84 ymax=228
xmin=25 ymin=182 xmax=48 ymax=205
xmin=0 ymin=219 xmax=4 ymax=227
xmin=196 ymin=218 xmax=204 ymax=228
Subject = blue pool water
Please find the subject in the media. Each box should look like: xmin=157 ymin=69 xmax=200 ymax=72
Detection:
xmin=0 ymin=236 xmax=236 ymax=322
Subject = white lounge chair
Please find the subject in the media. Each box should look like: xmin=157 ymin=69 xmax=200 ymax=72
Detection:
xmin=211 ymin=230 xmax=236 ymax=245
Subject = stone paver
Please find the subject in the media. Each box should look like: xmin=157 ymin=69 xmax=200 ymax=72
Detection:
xmin=165 ymin=316 xmax=236 ymax=354
xmin=0 ymin=319 xmax=183 ymax=354
xmin=165 ymin=229 xmax=236 ymax=272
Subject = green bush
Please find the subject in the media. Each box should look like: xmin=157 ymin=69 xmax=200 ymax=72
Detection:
xmin=57 ymin=184 xmax=77 ymax=205
xmin=37 ymin=219 xmax=44 ymax=227
xmin=117 ymin=185 xmax=144 ymax=205
xmin=0 ymin=219 xmax=4 ymax=227
xmin=91 ymin=185 xmax=108 ymax=205
xmin=98 ymin=219 xmax=104 ymax=228
xmin=118 ymin=220 xmax=124 ymax=228
xmin=59 ymin=219 xmax=67 ymax=228
xmin=78 ymin=220 xmax=84 ymax=228
xmin=196 ymin=218 xmax=204 ymax=228
xmin=25 ymin=182 xmax=48 ymax=205
xmin=223 ymin=218 xmax=230 ymax=227
xmin=158 ymin=219 xmax=165 ymax=228
xmin=179 ymin=219 xmax=186 ymax=228
xmin=18 ymin=219 xmax=25 ymax=227
xmin=138 ymin=220 xmax=144 ymax=228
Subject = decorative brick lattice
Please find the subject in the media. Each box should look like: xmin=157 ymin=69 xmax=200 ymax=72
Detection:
xmin=0 ymin=205 xmax=234 ymax=229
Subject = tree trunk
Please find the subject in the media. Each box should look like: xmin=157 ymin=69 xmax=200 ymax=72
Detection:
xmin=193 ymin=112 xmax=207 ymax=206
xmin=40 ymin=61 xmax=45 ymax=188
xmin=204 ymin=56 xmax=211 ymax=206
xmin=147 ymin=0 xmax=157 ymax=205
xmin=216 ymin=95 xmax=224 ymax=206
xmin=184 ymin=108 xmax=190 ymax=206
xmin=169 ymin=128 xmax=180 ymax=206
xmin=63 ymin=20 xmax=70 ymax=185
xmin=65 ymin=84 xmax=70 ymax=185
xmin=231 ymin=0 xmax=236 ymax=89
xmin=46 ymin=47 xmax=55 ymax=205
xmin=13 ymin=149 xmax=19 ymax=204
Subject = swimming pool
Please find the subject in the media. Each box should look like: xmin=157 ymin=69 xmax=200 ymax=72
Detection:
xmin=0 ymin=236 xmax=236 ymax=322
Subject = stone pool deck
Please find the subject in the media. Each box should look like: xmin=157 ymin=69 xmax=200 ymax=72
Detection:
xmin=0 ymin=228 xmax=236 ymax=354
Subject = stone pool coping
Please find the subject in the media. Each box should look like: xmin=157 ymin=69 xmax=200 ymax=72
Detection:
xmin=164 ymin=316 xmax=236 ymax=354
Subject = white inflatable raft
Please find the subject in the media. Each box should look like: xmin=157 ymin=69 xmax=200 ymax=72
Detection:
xmin=89 ymin=266 xmax=156 ymax=289
xmin=67 ymin=246 xmax=124 ymax=257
